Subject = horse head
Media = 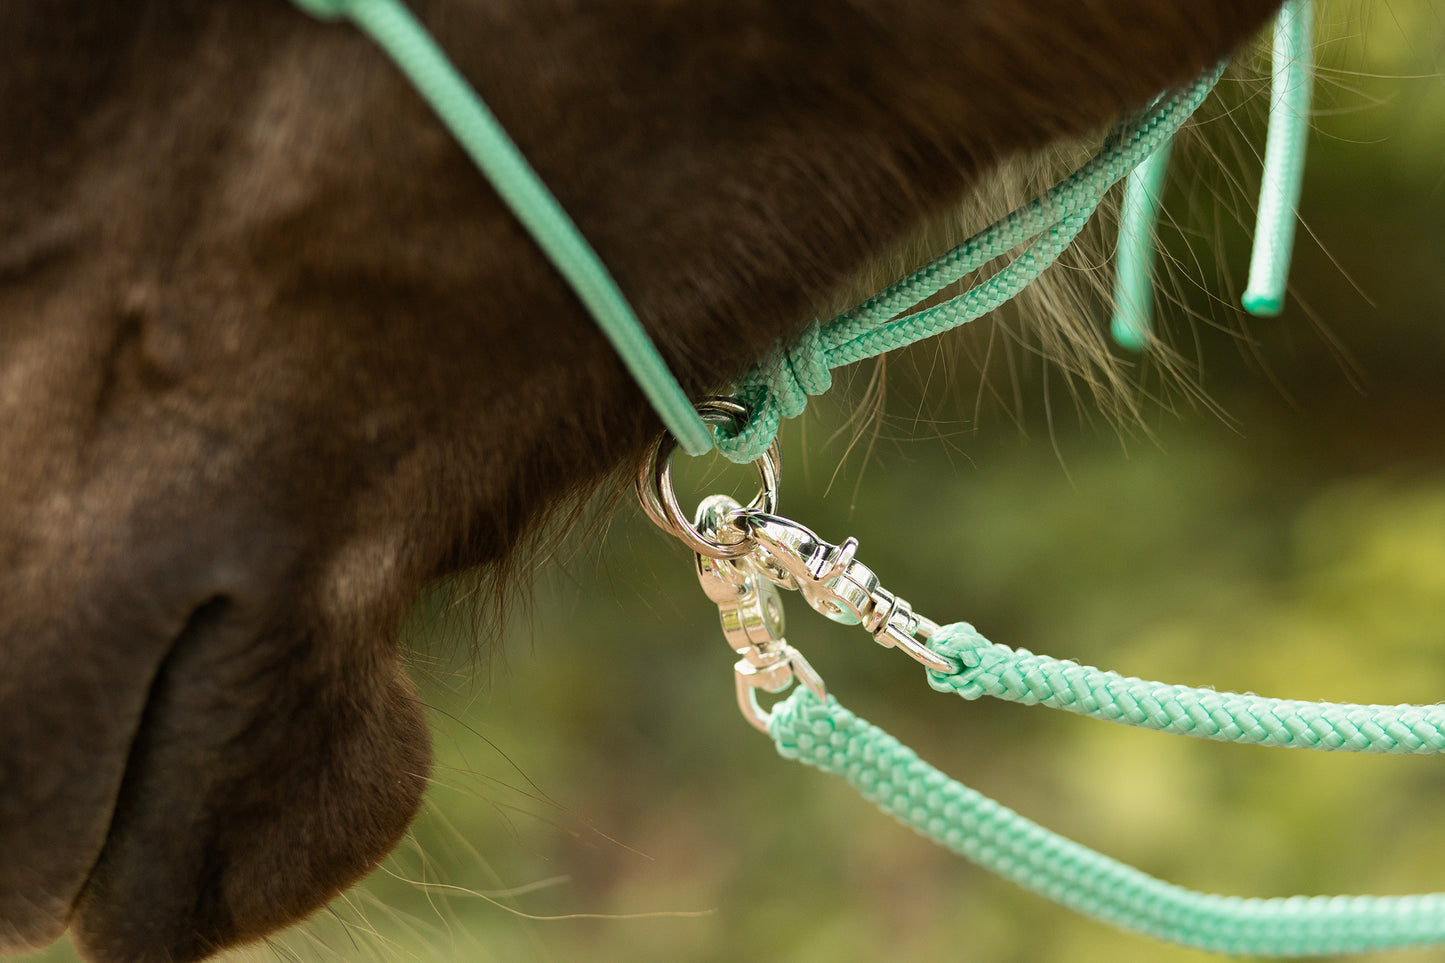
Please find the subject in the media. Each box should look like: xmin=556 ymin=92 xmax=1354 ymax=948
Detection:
xmin=1 ymin=1 xmax=1280 ymax=959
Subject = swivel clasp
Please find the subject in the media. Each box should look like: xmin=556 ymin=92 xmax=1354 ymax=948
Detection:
xmin=693 ymin=495 xmax=825 ymax=732
xmin=735 ymin=511 xmax=953 ymax=675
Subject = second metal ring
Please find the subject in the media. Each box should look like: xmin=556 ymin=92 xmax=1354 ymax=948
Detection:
xmin=637 ymin=398 xmax=781 ymax=558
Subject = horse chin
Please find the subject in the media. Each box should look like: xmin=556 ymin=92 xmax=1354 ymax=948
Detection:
xmin=42 ymin=595 xmax=430 ymax=963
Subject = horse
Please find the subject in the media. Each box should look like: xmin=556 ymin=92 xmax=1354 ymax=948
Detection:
xmin=2 ymin=2 xmax=1286 ymax=960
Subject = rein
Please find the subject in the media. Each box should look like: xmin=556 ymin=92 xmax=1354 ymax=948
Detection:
xmin=281 ymin=0 xmax=1445 ymax=956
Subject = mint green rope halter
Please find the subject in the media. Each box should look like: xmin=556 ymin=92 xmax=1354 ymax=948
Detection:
xmin=716 ymin=66 xmax=1222 ymax=463
xmin=292 ymin=0 xmax=1247 ymax=462
xmin=294 ymin=0 xmax=1315 ymax=453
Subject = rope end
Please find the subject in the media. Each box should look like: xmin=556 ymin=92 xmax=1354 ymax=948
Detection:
xmin=1241 ymin=289 xmax=1285 ymax=317
xmin=1110 ymin=313 xmax=1151 ymax=353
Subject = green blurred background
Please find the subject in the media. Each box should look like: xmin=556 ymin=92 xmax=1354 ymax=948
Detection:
xmin=22 ymin=2 xmax=1445 ymax=961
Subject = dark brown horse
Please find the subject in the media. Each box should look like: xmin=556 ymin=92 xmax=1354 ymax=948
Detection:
xmin=2 ymin=2 xmax=1281 ymax=960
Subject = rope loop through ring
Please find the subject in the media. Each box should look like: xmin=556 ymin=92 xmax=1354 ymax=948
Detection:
xmin=638 ymin=398 xmax=781 ymax=558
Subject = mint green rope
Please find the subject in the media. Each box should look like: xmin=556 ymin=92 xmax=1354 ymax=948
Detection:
xmin=288 ymin=0 xmax=713 ymax=455
xmin=924 ymin=622 xmax=1445 ymax=753
xmin=716 ymin=65 xmax=1223 ymax=463
xmin=1243 ymin=0 xmax=1315 ymax=317
xmin=771 ymin=614 xmax=1445 ymax=948
xmin=1110 ymin=0 xmax=1313 ymax=344
xmin=288 ymin=0 xmax=1236 ymax=458
xmin=1110 ymin=139 xmax=1174 ymax=351
xmin=290 ymin=0 xmax=1312 ymax=451
xmin=771 ymin=687 xmax=1445 ymax=955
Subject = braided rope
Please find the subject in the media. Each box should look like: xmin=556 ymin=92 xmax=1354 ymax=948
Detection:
xmin=716 ymin=64 xmax=1224 ymax=463
xmin=1243 ymin=0 xmax=1315 ymax=316
xmin=292 ymin=0 xmax=1232 ymax=463
xmin=1111 ymin=0 xmax=1315 ymax=346
xmin=771 ymin=687 xmax=1445 ymax=956
xmin=925 ymin=623 xmax=1445 ymax=753
xmin=1110 ymin=138 xmax=1174 ymax=350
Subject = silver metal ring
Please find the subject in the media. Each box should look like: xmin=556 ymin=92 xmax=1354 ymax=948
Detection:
xmin=637 ymin=398 xmax=780 ymax=558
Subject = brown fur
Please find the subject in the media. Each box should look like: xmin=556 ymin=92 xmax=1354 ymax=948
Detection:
xmin=0 ymin=2 xmax=1280 ymax=960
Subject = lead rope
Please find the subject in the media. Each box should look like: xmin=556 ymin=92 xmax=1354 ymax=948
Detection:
xmin=925 ymin=623 xmax=1445 ymax=753
xmin=637 ymin=438 xmax=1445 ymax=957
xmin=769 ymin=689 xmax=1445 ymax=958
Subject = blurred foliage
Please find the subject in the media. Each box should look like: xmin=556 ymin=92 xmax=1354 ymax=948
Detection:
xmin=19 ymin=2 xmax=1445 ymax=962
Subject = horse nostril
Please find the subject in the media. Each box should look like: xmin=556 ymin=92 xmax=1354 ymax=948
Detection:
xmin=173 ymin=596 xmax=236 ymax=646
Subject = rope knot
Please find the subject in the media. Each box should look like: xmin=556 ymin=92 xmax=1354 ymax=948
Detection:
xmin=716 ymin=322 xmax=832 ymax=464
xmin=925 ymin=623 xmax=995 ymax=698
xmin=769 ymin=688 xmax=843 ymax=763
xmin=772 ymin=321 xmax=833 ymax=419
